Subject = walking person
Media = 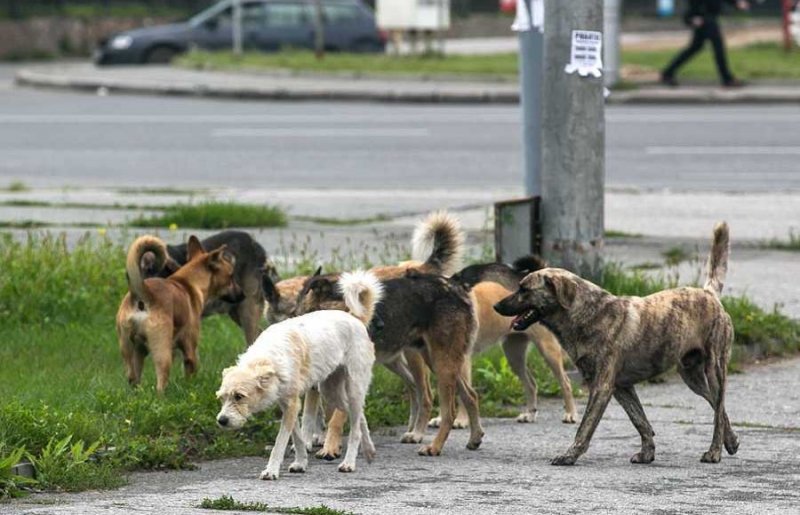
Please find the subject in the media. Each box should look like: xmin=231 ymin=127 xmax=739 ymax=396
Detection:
xmin=661 ymin=0 xmax=750 ymax=88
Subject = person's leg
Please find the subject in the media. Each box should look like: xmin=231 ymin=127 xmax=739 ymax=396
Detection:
xmin=705 ymin=18 xmax=736 ymax=84
xmin=662 ymin=24 xmax=707 ymax=81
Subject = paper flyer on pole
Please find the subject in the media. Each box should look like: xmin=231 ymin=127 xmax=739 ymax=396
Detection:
xmin=564 ymin=30 xmax=603 ymax=78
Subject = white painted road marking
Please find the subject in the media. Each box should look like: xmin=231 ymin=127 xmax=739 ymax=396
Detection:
xmin=646 ymin=146 xmax=800 ymax=155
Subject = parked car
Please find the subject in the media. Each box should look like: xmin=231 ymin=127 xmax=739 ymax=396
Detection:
xmin=95 ymin=0 xmax=386 ymax=65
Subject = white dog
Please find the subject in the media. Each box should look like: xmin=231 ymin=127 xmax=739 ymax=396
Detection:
xmin=216 ymin=270 xmax=382 ymax=479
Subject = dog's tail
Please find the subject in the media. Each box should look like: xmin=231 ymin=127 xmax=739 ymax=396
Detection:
xmin=339 ymin=270 xmax=384 ymax=325
xmin=704 ymin=222 xmax=730 ymax=297
xmin=126 ymin=235 xmax=168 ymax=303
xmin=411 ymin=210 xmax=465 ymax=276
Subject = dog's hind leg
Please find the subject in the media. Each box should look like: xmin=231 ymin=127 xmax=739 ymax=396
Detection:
xmin=418 ymin=335 xmax=464 ymax=456
xmin=300 ymin=388 xmax=320 ymax=453
xmin=235 ymin=295 xmax=263 ymax=347
xmin=318 ymin=369 xmax=347 ymax=461
xmin=529 ymin=325 xmax=578 ymax=424
xmin=502 ymin=333 xmax=539 ymax=423
xmin=386 ymin=352 xmax=428 ymax=444
xmin=338 ymin=374 xmax=370 ymax=473
xmin=149 ymin=333 xmax=174 ymax=394
xmin=456 ymin=368 xmax=484 ymax=450
xmin=288 ymin=414 xmax=309 ymax=474
xmin=261 ymin=396 xmax=300 ymax=480
xmin=613 ymin=385 xmax=655 ymax=464
xmin=407 ymin=350 xmax=432 ymax=442
xmin=678 ymin=345 xmax=737 ymax=461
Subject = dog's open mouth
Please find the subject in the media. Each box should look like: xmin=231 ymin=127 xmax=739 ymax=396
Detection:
xmin=511 ymin=309 xmax=538 ymax=331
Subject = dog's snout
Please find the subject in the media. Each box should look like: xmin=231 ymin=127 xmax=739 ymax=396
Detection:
xmin=217 ymin=415 xmax=229 ymax=427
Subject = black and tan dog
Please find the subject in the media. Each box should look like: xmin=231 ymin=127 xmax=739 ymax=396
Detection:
xmin=296 ymin=269 xmax=483 ymax=457
xmin=143 ymin=230 xmax=268 ymax=346
xmin=117 ymin=235 xmax=241 ymax=393
xmin=495 ymin=222 xmax=738 ymax=465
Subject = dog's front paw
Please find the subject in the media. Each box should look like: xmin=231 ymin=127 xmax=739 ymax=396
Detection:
xmin=551 ymin=453 xmax=577 ymax=466
xmin=315 ymin=447 xmax=341 ymax=461
xmin=259 ymin=469 xmax=279 ymax=481
xmin=288 ymin=462 xmax=307 ymax=473
xmin=562 ymin=412 xmax=577 ymax=424
xmin=630 ymin=450 xmax=655 ymax=464
xmin=700 ymin=450 xmax=721 ymax=463
xmin=427 ymin=416 xmax=441 ymax=428
xmin=338 ymin=463 xmax=355 ymax=473
xmin=400 ymin=432 xmax=424 ymax=444
xmin=516 ymin=411 xmax=537 ymax=424
xmin=417 ymin=444 xmax=442 ymax=456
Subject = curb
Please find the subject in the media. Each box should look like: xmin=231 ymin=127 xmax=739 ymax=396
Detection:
xmin=15 ymin=67 xmax=800 ymax=105
xmin=14 ymin=68 xmax=520 ymax=104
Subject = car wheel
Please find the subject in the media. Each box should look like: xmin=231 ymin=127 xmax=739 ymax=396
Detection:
xmin=145 ymin=46 xmax=178 ymax=64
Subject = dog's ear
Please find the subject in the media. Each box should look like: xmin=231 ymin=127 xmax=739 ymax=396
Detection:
xmin=312 ymin=266 xmax=322 ymax=277
xmin=545 ymin=274 xmax=577 ymax=310
xmin=163 ymin=257 xmax=181 ymax=275
xmin=187 ymin=235 xmax=205 ymax=261
xmin=249 ymin=359 xmax=276 ymax=390
xmin=262 ymin=269 xmax=280 ymax=305
xmin=208 ymin=245 xmax=234 ymax=271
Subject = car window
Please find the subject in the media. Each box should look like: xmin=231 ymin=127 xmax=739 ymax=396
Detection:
xmin=264 ymin=3 xmax=312 ymax=28
xmin=324 ymin=4 xmax=362 ymax=24
xmin=209 ymin=3 xmax=267 ymax=29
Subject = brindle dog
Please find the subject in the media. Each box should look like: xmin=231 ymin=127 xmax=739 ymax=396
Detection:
xmin=495 ymin=222 xmax=738 ymax=465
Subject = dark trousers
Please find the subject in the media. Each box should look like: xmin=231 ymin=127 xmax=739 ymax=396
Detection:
xmin=663 ymin=17 xmax=734 ymax=83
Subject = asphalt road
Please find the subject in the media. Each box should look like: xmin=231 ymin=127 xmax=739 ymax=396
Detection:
xmin=1 ymin=76 xmax=800 ymax=193
xmin=8 ymin=357 xmax=800 ymax=515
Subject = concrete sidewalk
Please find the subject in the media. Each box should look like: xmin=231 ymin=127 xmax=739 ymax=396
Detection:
xmin=15 ymin=63 xmax=800 ymax=105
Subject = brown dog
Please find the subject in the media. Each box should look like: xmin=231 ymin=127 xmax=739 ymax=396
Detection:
xmin=495 ymin=222 xmax=738 ymax=465
xmin=116 ymin=235 xmax=240 ymax=393
xmin=431 ymin=281 xmax=577 ymax=428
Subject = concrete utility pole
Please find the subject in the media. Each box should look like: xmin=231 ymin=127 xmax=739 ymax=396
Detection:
xmin=603 ymin=0 xmax=621 ymax=87
xmin=517 ymin=0 xmax=543 ymax=197
xmin=232 ymin=0 xmax=243 ymax=56
xmin=541 ymin=0 xmax=605 ymax=281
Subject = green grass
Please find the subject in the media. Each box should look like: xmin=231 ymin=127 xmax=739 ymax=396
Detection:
xmin=2 ymin=181 xmax=29 ymax=192
xmin=0 ymin=234 xmax=797 ymax=496
xmin=0 ymin=200 xmax=169 ymax=211
xmin=116 ymin=187 xmax=209 ymax=196
xmin=177 ymin=49 xmax=518 ymax=78
xmin=623 ymin=42 xmax=800 ymax=82
xmin=177 ymin=43 xmax=799 ymax=82
xmin=763 ymin=229 xmax=800 ymax=251
xmin=662 ymin=245 xmax=696 ymax=266
xmin=605 ymin=229 xmax=643 ymax=239
xmin=200 ymin=495 xmax=354 ymax=514
xmin=129 ymin=201 xmax=288 ymax=230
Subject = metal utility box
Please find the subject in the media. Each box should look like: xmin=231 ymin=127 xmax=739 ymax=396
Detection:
xmin=376 ymin=0 xmax=451 ymax=30
xmin=494 ymin=196 xmax=541 ymax=264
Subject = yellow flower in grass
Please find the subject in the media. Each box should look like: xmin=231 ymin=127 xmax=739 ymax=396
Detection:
xmin=97 ymin=227 xmax=107 ymax=236
xmin=169 ymin=223 xmax=178 ymax=232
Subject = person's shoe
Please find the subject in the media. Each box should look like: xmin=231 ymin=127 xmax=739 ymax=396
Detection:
xmin=660 ymin=73 xmax=679 ymax=87
xmin=722 ymin=78 xmax=746 ymax=88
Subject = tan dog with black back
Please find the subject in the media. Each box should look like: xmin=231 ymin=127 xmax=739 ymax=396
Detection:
xmin=116 ymin=235 xmax=240 ymax=393
xmin=495 ymin=223 xmax=738 ymax=465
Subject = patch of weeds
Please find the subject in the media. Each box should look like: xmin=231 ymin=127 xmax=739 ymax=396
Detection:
xmin=601 ymin=262 xmax=676 ymax=297
xmin=0 ymin=445 xmax=37 ymax=499
xmin=116 ymin=187 xmax=209 ymax=196
xmin=0 ymin=220 xmax=51 ymax=229
xmin=763 ymin=229 xmax=800 ymax=252
xmin=199 ymin=495 xmax=355 ymax=514
xmin=723 ymin=296 xmax=800 ymax=360
xmin=129 ymin=201 xmax=287 ymax=229
xmin=293 ymin=214 xmax=391 ymax=226
xmin=662 ymin=246 xmax=696 ymax=266
xmin=0 ymin=200 xmax=169 ymax=211
xmin=26 ymin=436 xmax=124 ymax=492
xmin=2 ymin=181 xmax=29 ymax=192
xmin=630 ymin=262 xmax=662 ymax=271
xmin=605 ymin=229 xmax=643 ymax=239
